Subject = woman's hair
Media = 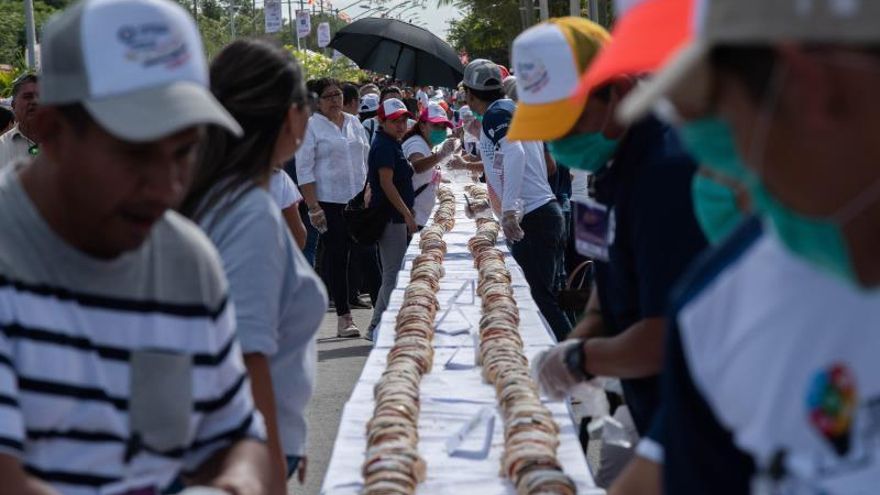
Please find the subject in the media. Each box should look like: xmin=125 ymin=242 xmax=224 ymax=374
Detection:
xmin=179 ymin=39 xmax=306 ymax=223
xmin=401 ymin=119 xmax=427 ymax=146
xmin=311 ymin=77 xmax=341 ymax=98
xmin=342 ymin=83 xmax=359 ymax=106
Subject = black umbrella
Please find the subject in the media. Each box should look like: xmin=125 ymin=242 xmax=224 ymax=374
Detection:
xmin=328 ymin=18 xmax=464 ymax=87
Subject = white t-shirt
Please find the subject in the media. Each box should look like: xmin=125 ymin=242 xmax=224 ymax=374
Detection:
xmin=269 ymin=169 xmax=302 ymax=210
xmin=295 ymin=112 xmax=369 ymax=204
xmin=402 ymin=134 xmax=437 ymax=227
xmin=669 ymin=223 xmax=880 ymax=493
xmin=200 ymin=188 xmax=327 ymax=457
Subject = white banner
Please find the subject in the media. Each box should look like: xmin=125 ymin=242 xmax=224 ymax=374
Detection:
xmin=263 ymin=0 xmax=283 ymax=33
xmin=317 ymin=22 xmax=331 ymax=47
xmin=296 ymin=10 xmax=311 ymax=39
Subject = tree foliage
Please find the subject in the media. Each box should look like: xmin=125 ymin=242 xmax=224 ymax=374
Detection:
xmin=287 ymin=47 xmax=368 ymax=82
xmin=446 ymin=0 xmax=613 ymax=67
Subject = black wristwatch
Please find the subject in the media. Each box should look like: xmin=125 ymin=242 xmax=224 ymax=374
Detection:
xmin=564 ymin=339 xmax=592 ymax=382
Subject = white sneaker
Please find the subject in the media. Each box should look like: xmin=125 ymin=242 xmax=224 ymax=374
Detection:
xmin=337 ymin=314 xmax=360 ymax=338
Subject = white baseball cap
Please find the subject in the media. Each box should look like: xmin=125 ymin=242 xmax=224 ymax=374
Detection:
xmin=377 ymin=98 xmax=410 ymax=121
xmin=419 ymin=102 xmax=452 ymax=128
xmin=40 ymin=0 xmax=242 ymax=142
xmin=359 ymin=93 xmax=380 ymax=113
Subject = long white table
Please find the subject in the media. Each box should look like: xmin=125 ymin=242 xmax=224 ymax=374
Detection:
xmin=320 ymin=178 xmax=604 ymax=495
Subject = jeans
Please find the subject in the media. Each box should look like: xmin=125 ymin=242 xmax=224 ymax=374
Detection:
xmin=320 ymin=202 xmax=353 ymax=316
xmin=370 ymin=222 xmax=409 ymax=332
xmin=509 ymin=201 xmax=572 ymax=341
xmin=286 ymin=455 xmax=303 ymax=478
xmin=299 ymin=201 xmax=319 ymax=266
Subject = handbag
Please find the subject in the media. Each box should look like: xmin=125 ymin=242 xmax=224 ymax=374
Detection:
xmin=344 ymin=187 xmax=389 ymax=245
xmin=558 ymin=260 xmax=593 ymax=313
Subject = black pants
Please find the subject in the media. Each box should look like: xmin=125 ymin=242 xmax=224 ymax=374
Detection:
xmin=509 ymin=201 xmax=572 ymax=341
xmin=349 ymin=243 xmax=381 ymax=305
xmin=320 ymin=202 xmax=353 ymax=316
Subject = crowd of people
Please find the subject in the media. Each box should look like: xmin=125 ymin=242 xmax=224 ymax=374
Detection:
xmin=0 ymin=0 xmax=877 ymax=493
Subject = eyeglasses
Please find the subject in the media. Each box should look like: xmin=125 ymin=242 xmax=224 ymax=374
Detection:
xmin=320 ymin=92 xmax=344 ymax=101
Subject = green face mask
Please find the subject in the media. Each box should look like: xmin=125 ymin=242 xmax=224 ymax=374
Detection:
xmin=548 ymin=132 xmax=619 ymax=173
xmin=429 ymin=129 xmax=447 ymax=147
xmin=681 ymin=117 xmax=858 ymax=283
xmin=691 ymin=174 xmax=744 ymax=245
xmin=749 ymin=182 xmax=856 ymax=282
xmin=473 ymin=110 xmax=483 ymax=123
xmin=678 ymin=117 xmax=751 ymax=183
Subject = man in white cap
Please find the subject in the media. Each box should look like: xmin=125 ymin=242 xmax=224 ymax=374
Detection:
xmin=617 ymin=0 xmax=880 ymax=493
xmin=461 ymin=58 xmax=572 ymax=340
xmin=0 ymin=0 xmax=275 ymax=493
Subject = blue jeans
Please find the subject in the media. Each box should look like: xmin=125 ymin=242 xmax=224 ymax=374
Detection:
xmin=509 ymin=201 xmax=571 ymax=341
xmin=299 ymin=201 xmax=319 ymax=266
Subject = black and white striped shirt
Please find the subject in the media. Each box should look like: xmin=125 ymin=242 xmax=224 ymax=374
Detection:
xmin=0 ymin=171 xmax=265 ymax=494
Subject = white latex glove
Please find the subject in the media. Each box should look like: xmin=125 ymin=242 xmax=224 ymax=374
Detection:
xmin=501 ymin=210 xmax=524 ymax=243
xmin=438 ymin=138 xmax=458 ymax=158
xmin=530 ymin=339 xmax=584 ymax=401
xmin=308 ymin=206 xmax=328 ymax=234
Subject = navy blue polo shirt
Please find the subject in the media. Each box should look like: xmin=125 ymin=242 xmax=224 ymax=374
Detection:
xmin=368 ymin=128 xmax=414 ymax=224
xmin=590 ymin=116 xmax=707 ymax=434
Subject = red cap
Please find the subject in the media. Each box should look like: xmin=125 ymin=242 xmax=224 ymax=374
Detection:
xmin=378 ymin=98 xmax=411 ymax=121
xmin=572 ymin=0 xmax=694 ymax=99
xmin=419 ymin=102 xmax=452 ymax=128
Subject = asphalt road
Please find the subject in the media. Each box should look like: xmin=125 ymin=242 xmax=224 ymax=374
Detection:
xmin=288 ymin=307 xmax=374 ymax=495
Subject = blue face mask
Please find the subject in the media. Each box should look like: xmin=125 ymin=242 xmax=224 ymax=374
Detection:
xmin=547 ymin=132 xmax=619 ymax=173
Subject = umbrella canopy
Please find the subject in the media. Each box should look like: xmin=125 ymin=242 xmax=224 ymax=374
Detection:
xmin=328 ymin=18 xmax=464 ymax=87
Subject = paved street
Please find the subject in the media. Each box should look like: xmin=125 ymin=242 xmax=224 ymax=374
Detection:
xmin=288 ymin=307 xmax=374 ymax=495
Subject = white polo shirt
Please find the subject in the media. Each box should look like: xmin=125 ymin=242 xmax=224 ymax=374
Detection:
xmin=0 ymin=125 xmax=35 ymax=169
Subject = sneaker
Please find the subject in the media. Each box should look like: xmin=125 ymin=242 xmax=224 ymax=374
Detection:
xmin=336 ymin=314 xmax=360 ymax=338
xmin=349 ymin=297 xmax=372 ymax=310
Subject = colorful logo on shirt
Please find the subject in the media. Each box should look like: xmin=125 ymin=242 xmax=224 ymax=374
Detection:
xmin=806 ymin=363 xmax=857 ymax=456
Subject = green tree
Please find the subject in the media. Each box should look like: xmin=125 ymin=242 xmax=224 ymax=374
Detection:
xmin=287 ymin=46 xmax=368 ymax=82
xmin=0 ymin=0 xmax=64 ymax=67
xmin=446 ymin=0 xmax=520 ymax=67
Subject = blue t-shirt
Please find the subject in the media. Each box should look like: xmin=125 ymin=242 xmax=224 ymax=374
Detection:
xmin=368 ymin=128 xmax=414 ymax=224
xmin=590 ymin=116 xmax=707 ymax=434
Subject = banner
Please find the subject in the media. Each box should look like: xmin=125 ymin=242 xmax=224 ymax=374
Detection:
xmin=263 ymin=0 xmax=283 ymax=33
xmin=317 ymin=22 xmax=331 ymax=47
xmin=296 ymin=10 xmax=311 ymax=39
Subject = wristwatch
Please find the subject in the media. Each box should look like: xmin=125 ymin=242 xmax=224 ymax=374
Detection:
xmin=564 ymin=339 xmax=593 ymax=382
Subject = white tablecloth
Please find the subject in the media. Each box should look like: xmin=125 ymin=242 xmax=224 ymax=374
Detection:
xmin=320 ymin=179 xmax=604 ymax=495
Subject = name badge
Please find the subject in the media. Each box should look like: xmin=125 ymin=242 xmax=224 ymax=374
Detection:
xmin=575 ymin=199 xmax=614 ymax=262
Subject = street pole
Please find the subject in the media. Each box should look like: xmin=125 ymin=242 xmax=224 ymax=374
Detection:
xmin=23 ymin=0 xmax=37 ymax=69
xmin=569 ymin=0 xmax=580 ymax=17
xmin=588 ymin=0 xmax=598 ymax=22
xmin=538 ymin=0 xmax=548 ymax=21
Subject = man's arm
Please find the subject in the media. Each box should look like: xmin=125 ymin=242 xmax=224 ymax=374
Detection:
xmin=581 ymin=317 xmax=665 ymax=379
xmin=608 ymin=456 xmax=662 ymax=495
xmin=0 ymin=455 xmax=61 ymax=495
xmin=498 ymin=137 xmax=526 ymax=214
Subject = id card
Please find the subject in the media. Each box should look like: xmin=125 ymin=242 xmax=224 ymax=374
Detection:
xmin=575 ymin=199 xmax=615 ymax=262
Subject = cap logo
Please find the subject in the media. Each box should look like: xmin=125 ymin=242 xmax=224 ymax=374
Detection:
xmin=795 ymin=0 xmax=860 ymax=16
xmin=118 ymin=23 xmax=190 ymax=69
xmin=516 ymin=58 xmax=550 ymax=96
